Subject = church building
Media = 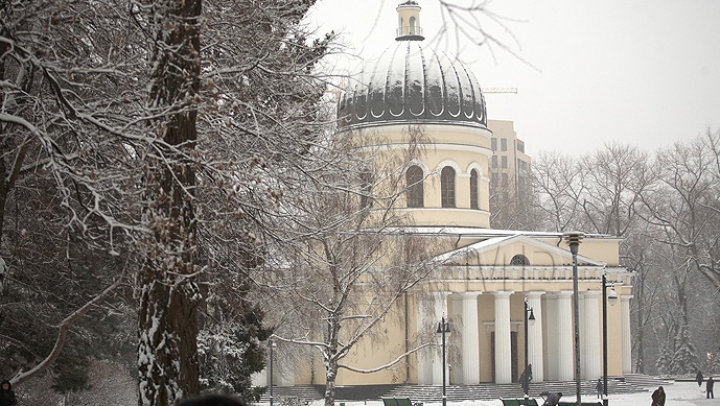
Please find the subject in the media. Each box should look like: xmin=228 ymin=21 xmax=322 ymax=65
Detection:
xmin=261 ymin=0 xmax=633 ymax=391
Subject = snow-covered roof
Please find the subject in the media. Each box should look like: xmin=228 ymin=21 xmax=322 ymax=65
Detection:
xmin=387 ymin=226 xmax=622 ymax=240
xmin=434 ymin=234 xmax=607 ymax=267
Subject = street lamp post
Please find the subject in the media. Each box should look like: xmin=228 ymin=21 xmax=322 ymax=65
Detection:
xmin=269 ymin=339 xmax=277 ymax=406
xmin=437 ymin=317 xmax=451 ymax=406
xmin=564 ymin=231 xmax=584 ymax=406
xmin=602 ymin=273 xmax=618 ymax=406
xmin=523 ymin=300 xmax=536 ymax=397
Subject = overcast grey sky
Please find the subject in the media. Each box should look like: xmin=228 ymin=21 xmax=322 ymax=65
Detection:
xmin=309 ymin=0 xmax=720 ymax=157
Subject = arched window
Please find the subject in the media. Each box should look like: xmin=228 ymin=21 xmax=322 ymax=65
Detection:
xmin=441 ymin=166 xmax=456 ymax=208
xmin=406 ymin=165 xmax=424 ymax=208
xmin=470 ymin=169 xmax=479 ymax=209
xmin=510 ymin=254 xmax=530 ymax=266
xmin=409 ymin=16 xmax=417 ymax=34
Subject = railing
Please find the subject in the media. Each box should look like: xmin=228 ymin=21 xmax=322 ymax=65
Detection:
xmin=396 ymin=26 xmax=424 ymax=37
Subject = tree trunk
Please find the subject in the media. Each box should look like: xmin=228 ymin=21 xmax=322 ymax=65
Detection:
xmin=137 ymin=1 xmax=202 ymax=405
xmin=324 ymin=357 xmax=338 ymax=406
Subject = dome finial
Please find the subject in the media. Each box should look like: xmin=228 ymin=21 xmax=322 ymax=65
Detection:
xmin=395 ymin=1 xmax=424 ymax=41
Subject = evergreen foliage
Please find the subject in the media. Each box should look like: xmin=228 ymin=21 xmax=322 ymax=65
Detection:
xmin=655 ymin=345 xmax=672 ymax=376
xmin=671 ymin=326 xmax=699 ymax=374
xmin=198 ymin=278 xmax=271 ymax=402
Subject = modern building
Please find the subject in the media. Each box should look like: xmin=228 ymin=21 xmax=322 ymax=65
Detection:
xmin=488 ymin=120 xmax=531 ymax=198
xmin=487 ymin=120 xmax=533 ymax=229
xmin=258 ymin=0 xmax=632 ymax=392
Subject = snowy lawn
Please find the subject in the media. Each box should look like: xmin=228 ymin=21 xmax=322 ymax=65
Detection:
xmin=306 ymin=381 xmax=717 ymax=406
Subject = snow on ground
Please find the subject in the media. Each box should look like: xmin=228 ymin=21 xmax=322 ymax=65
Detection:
xmin=305 ymin=381 xmax=717 ymax=406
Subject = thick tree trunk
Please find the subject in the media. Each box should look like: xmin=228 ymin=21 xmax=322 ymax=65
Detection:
xmin=137 ymin=1 xmax=202 ymax=405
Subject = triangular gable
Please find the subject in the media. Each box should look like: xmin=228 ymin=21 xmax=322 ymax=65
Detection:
xmin=434 ymin=234 xmax=605 ymax=267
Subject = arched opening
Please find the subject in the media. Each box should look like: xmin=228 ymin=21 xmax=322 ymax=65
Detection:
xmin=470 ymin=169 xmax=479 ymax=209
xmin=441 ymin=166 xmax=456 ymax=208
xmin=406 ymin=165 xmax=424 ymax=208
xmin=510 ymin=254 xmax=530 ymax=266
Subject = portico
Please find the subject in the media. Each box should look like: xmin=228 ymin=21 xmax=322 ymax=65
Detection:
xmin=417 ymin=282 xmax=631 ymax=384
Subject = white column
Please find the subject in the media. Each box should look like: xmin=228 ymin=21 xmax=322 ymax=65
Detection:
xmin=433 ymin=292 xmax=450 ymax=386
xmin=461 ymin=292 xmax=481 ymax=384
xmin=450 ymin=295 xmax=464 ymax=384
xmin=578 ymin=293 xmax=586 ymax=378
xmin=494 ymin=291 xmax=514 ymax=383
xmin=582 ymin=291 xmax=601 ymax=380
xmin=544 ymin=293 xmax=558 ymax=381
xmin=556 ymin=291 xmax=574 ymax=381
xmin=417 ymin=292 xmax=439 ymax=384
xmin=621 ymin=295 xmax=633 ymax=374
xmin=526 ymin=291 xmax=545 ymax=382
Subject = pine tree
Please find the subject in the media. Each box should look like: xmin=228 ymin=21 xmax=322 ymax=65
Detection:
xmin=672 ymin=324 xmax=699 ymax=374
xmin=655 ymin=345 xmax=673 ymax=375
xmin=198 ymin=278 xmax=271 ymax=402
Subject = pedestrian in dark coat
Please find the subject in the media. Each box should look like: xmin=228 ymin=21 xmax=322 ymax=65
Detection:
xmin=651 ymin=386 xmax=666 ymax=406
xmin=707 ymin=377 xmax=715 ymax=399
xmin=596 ymin=378 xmax=604 ymax=399
xmin=0 ymin=380 xmax=17 ymax=406
xmin=520 ymin=363 xmax=533 ymax=397
xmin=177 ymin=394 xmax=246 ymax=406
xmin=697 ymin=370 xmax=704 ymax=387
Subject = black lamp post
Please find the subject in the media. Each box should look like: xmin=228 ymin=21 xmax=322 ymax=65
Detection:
xmin=602 ymin=274 xmax=618 ymax=406
xmin=269 ymin=339 xmax=277 ymax=406
xmin=523 ymin=300 xmax=536 ymax=397
xmin=437 ymin=317 xmax=451 ymax=406
xmin=563 ymin=231 xmax=584 ymax=406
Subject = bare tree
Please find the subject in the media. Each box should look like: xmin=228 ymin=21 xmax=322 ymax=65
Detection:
xmin=639 ymin=132 xmax=720 ymax=292
xmin=576 ymin=143 xmax=652 ymax=237
xmin=261 ymin=127 xmax=439 ymax=406
xmin=433 ymin=1 xmax=538 ymax=69
xmin=0 ymin=0 xmax=140 ymax=389
xmin=2 ymin=1 xmax=333 ymax=404
xmin=531 ymin=151 xmax=584 ymax=232
xmin=489 ymin=160 xmax=536 ymax=230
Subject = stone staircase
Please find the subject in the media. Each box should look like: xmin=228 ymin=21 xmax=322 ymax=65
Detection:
xmin=381 ymin=379 xmax=648 ymax=402
xmin=621 ymin=374 xmax=674 ymax=390
xmin=258 ymin=375 xmax=670 ymax=403
xmin=259 ymin=385 xmax=326 ymax=403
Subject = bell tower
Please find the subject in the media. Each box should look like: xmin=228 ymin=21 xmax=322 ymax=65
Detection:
xmin=395 ymin=1 xmax=424 ymax=41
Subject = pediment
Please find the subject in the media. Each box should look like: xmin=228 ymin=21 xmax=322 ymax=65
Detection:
xmin=434 ymin=234 xmax=605 ymax=267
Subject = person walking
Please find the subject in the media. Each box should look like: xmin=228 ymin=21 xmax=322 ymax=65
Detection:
xmin=697 ymin=370 xmax=705 ymax=387
xmin=707 ymin=377 xmax=715 ymax=399
xmin=596 ymin=378 xmax=604 ymax=399
xmin=520 ymin=363 xmax=533 ymax=398
xmin=651 ymin=386 xmax=666 ymax=406
xmin=0 ymin=380 xmax=17 ymax=406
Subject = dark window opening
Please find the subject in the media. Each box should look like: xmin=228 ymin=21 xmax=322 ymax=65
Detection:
xmin=441 ymin=166 xmax=456 ymax=208
xmin=406 ymin=165 xmax=424 ymax=208
xmin=470 ymin=169 xmax=479 ymax=209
